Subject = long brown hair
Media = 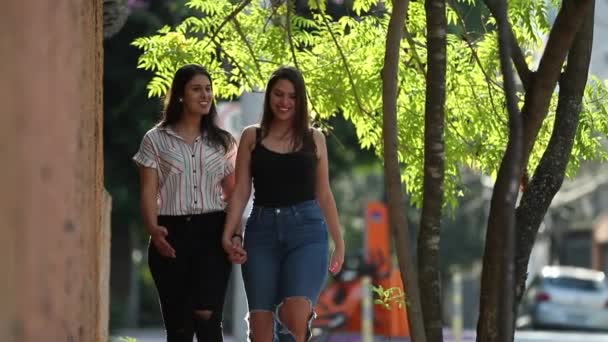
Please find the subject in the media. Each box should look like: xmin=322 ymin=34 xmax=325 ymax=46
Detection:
xmin=260 ymin=66 xmax=313 ymax=152
xmin=158 ymin=64 xmax=234 ymax=153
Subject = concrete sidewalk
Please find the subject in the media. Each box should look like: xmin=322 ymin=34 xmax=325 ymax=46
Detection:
xmin=112 ymin=328 xmax=235 ymax=342
xmin=112 ymin=328 xmax=476 ymax=342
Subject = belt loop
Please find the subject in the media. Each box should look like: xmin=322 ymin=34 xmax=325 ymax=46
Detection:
xmin=290 ymin=204 xmax=298 ymax=217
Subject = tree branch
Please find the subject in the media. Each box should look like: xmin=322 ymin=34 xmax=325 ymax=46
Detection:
xmin=315 ymin=0 xmax=369 ymax=116
xmin=285 ymin=0 xmax=300 ymax=70
xmin=482 ymin=0 xmax=532 ymax=91
xmin=447 ymin=0 xmax=502 ymax=117
xmin=231 ymin=18 xmax=265 ymax=84
xmin=403 ymin=28 xmax=426 ymax=73
xmin=211 ymin=38 xmax=258 ymax=92
xmin=283 ymin=1 xmax=325 ymax=121
xmin=519 ymin=0 xmax=593 ymax=171
xmin=203 ymin=0 xmax=253 ymax=50
xmin=447 ymin=0 xmax=503 ymax=90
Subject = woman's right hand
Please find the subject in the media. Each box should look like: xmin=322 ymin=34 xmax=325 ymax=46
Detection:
xmin=222 ymin=233 xmax=247 ymax=264
xmin=150 ymin=225 xmax=176 ymax=258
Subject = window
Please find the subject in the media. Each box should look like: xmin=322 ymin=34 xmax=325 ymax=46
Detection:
xmin=545 ymin=276 xmax=605 ymax=292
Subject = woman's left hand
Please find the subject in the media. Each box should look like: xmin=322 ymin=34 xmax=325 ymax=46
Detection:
xmin=328 ymin=243 xmax=344 ymax=275
xmin=222 ymin=233 xmax=247 ymax=264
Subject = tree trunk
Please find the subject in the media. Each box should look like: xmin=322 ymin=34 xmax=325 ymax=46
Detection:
xmin=477 ymin=1 xmax=594 ymax=341
xmin=476 ymin=0 xmax=523 ymax=340
xmin=417 ymin=0 xmax=446 ymax=341
xmin=382 ymin=1 xmax=426 ymax=341
xmin=514 ymin=0 xmax=595 ymax=309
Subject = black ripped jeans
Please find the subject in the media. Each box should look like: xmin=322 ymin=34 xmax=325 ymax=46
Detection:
xmin=148 ymin=211 xmax=232 ymax=342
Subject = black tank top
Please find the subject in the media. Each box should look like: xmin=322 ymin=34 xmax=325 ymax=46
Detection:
xmin=251 ymin=128 xmax=317 ymax=207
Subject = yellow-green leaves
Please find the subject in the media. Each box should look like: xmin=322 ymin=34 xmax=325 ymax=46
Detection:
xmin=373 ymin=285 xmax=407 ymax=310
xmin=132 ymin=0 xmax=608 ymax=210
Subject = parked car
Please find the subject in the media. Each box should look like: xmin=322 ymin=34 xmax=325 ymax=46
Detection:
xmin=517 ymin=265 xmax=608 ymax=331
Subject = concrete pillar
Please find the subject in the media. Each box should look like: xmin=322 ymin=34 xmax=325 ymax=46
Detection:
xmin=0 ymin=0 xmax=106 ymax=341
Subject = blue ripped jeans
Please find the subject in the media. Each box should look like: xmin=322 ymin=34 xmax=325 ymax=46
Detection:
xmin=242 ymin=200 xmax=329 ymax=342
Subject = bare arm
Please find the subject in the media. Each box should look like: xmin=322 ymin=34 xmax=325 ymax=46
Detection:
xmin=222 ymin=126 xmax=256 ymax=262
xmin=139 ymin=166 xmax=160 ymax=234
xmin=313 ymin=129 xmax=345 ymax=274
xmin=139 ymin=166 xmax=175 ymax=258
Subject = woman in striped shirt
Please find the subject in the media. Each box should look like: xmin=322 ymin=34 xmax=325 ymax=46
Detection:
xmin=133 ymin=64 xmax=237 ymax=342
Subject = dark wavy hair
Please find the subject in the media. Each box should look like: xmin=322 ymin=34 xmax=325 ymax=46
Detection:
xmin=260 ymin=66 xmax=313 ymax=152
xmin=158 ymin=64 xmax=234 ymax=153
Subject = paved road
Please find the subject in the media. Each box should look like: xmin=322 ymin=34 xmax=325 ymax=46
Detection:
xmin=514 ymin=330 xmax=608 ymax=342
xmin=322 ymin=331 xmax=608 ymax=341
xmin=113 ymin=328 xmax=608 ymax=342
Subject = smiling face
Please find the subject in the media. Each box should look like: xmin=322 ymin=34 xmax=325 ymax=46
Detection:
xmin=269 ymin=79 xmax=297 ymax=123
xmin=182 ymin=74 xmax=213 ymax=116
xmin=260 ymin=67 xmax=311 ymax=150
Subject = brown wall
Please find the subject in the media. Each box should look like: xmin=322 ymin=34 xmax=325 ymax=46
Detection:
xmin=0 ymin=1 xmax=108 ymax=341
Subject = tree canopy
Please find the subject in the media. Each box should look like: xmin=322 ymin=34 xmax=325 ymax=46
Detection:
xmin=132 ymin=0 xmax=608 ymax=209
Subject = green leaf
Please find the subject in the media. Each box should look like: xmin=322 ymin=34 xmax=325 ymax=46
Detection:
xmin=131 ymin=0 xmax=608 ymax=210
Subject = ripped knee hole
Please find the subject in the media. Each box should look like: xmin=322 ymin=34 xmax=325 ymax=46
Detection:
xmin=193 ymin=310 xmax=214 ymax=320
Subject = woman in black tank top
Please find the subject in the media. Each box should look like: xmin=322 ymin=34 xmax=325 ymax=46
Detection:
xmin=222 ymin=66 xmax=345 ymax=342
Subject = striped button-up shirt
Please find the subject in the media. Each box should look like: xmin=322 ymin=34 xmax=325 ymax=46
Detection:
xmin=133 ymin=126 xmax=236 ymax=216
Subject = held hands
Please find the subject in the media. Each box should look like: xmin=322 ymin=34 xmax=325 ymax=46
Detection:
xmin=150 ymin=225 xmax=176 ymax=258
xmin=222 ymin=233 xmax=247 ymax=264
xmin=329 ymin=243 xmax=345 ymax=275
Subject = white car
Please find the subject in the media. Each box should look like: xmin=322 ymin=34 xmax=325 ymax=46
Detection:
xmin=517 ymin=266 xmax=608 ymax=331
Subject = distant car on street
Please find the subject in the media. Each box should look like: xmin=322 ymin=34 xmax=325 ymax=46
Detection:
xmin=517 ymin=265 xmax=608 ymax=331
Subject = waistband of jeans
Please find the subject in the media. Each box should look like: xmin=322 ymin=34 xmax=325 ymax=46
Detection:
xmin=253 ymin=199 xmax=317 ymax=210
xmin=158 ymin=211 xmax=225 ymax=221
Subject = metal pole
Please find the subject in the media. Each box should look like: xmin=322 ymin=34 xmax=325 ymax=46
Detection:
xmin=361 ymin=275 xmax=374 ymax=342
xmin=451 ymin=270 xmax=463 ymax=342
